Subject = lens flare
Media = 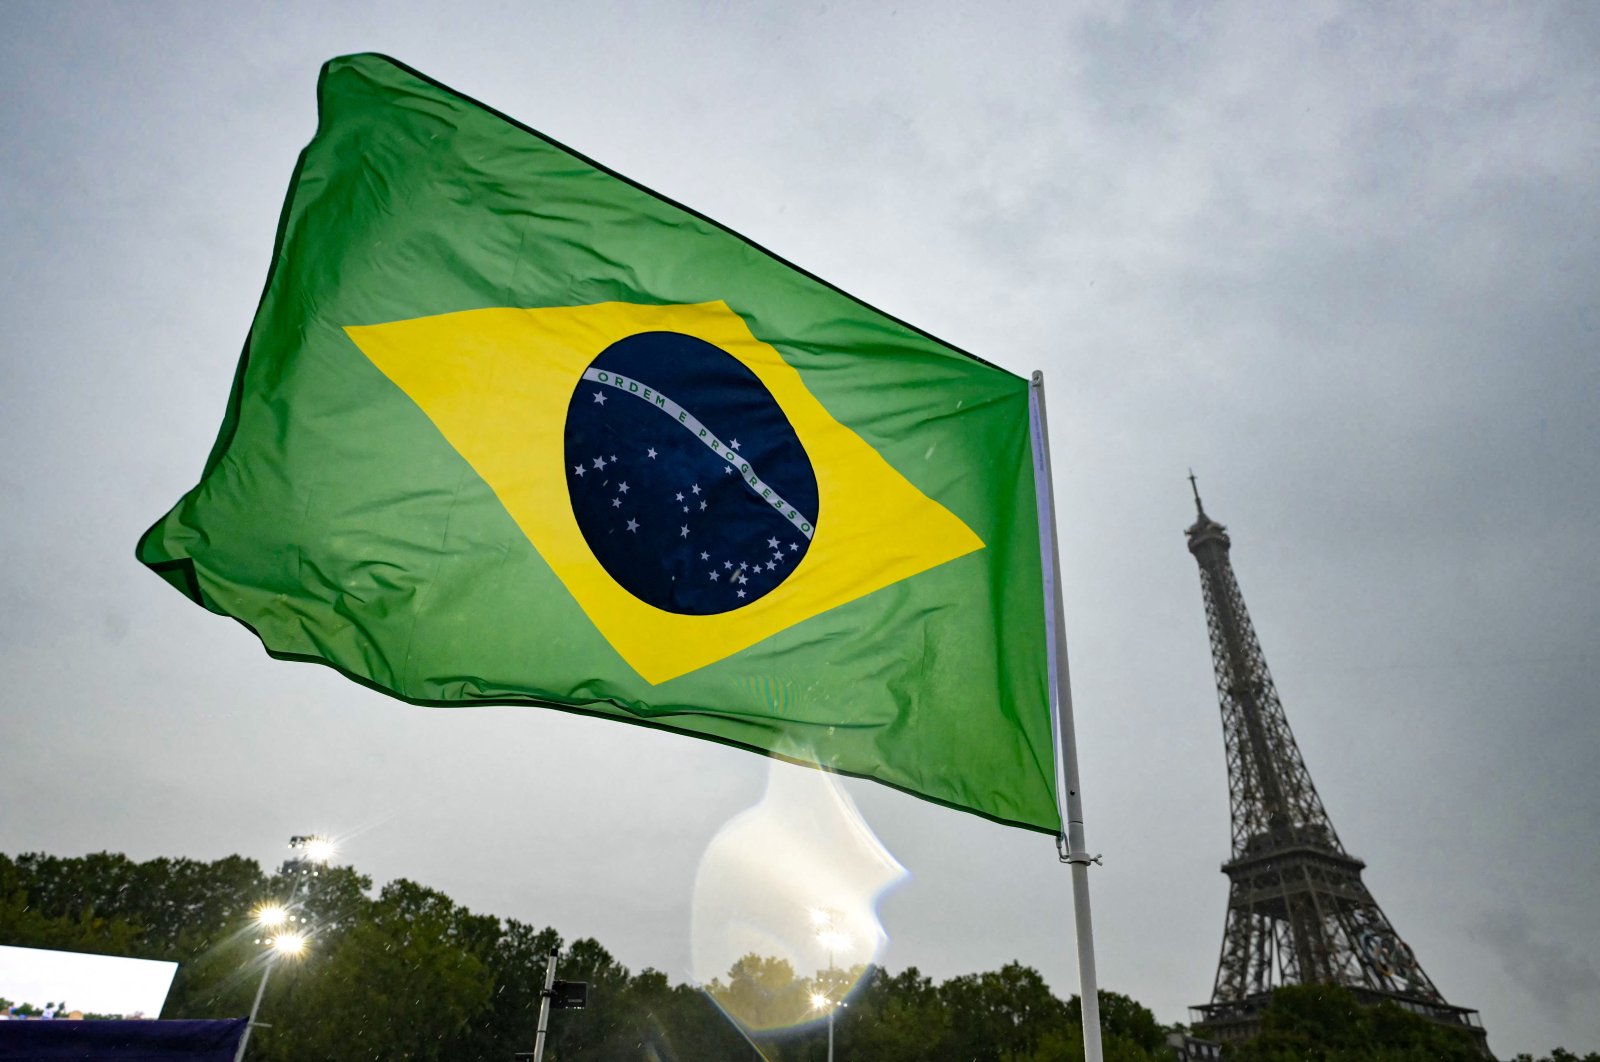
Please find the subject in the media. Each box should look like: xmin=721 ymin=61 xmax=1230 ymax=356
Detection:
xmin=270 ymin=932 xmax=307 ymax=957
xmin=302 ymin=837 xmax=336 ymax=864
xmin=691 ymin=752 xmax=907 ymax=1035
xmin=816 ymin=930 xmax=851 ymax=953
xmin=254 ymin=904 xmax=288 ymax=928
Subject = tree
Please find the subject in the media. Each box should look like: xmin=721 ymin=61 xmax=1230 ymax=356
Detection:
xmin=836 ymin=965 xmax=954 ymax=1062
xmin=1065 ymin=990 xmax=1165 ymax=1055
xmin=0 ymin=853 xmax=144 ymax=957
xmin=7 ymin=851 xmax=268 ymax=959
xmin=263 ymin=878 xmax=494 ymax=1062
xmin=705 ymin=953 xmax=815 ymax=1034
xmin=937 ymin=961 xmax=1072 ymax=1062
xmin=1227 ymin=984 xmax=1485 ymax=1062
xmin=455 ymin=918 xmax=563 ymax=1060
xmin=0 ymin=847 xmax=1225 ymax=1062
xmin=542 ymin=936 xmax=632 ymax=1060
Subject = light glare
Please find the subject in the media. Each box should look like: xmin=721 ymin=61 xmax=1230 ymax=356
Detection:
xmin=690 ymin=756 xmax=905 ymax=1034
xmin=254 ymin=904 xmax=287 ymax=928
xmin=817 ymin=930 xmax=851 ymax=953
xmin=303 ymin=837 xmax=336 ymax=864
xmin=270 ymin=932 xmax=307 ymax=957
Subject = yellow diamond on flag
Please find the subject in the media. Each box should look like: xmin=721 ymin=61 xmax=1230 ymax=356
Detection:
xmin=345 ymin=301 xmax=984 ymax=685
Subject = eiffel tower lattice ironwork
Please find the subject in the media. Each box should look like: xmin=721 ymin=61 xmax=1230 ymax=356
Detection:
xmin=1183 ymin=477 xmax=1486 ymax=1050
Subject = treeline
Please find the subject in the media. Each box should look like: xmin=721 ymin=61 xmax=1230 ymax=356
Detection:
xmin=0 ymin=850 xmax=1167 ymax=1061
xmin=2 ymin=852 xmax=1593 ymax=1061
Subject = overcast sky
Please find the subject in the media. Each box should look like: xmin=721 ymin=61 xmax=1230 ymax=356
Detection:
xmin=2 ymin=2 xmax=1597 ymax=1057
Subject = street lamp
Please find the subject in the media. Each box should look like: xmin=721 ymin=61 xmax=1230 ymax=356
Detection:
xmin=287 ymin=835 xmax=336 ymax=880
xmin=234 ymin=908 xmax=310 ymax=1062
xmin=233 ymin=835 xmax=333 ymax=1062
xmin=810 ymin=990 xmax=849 ymax=1061
xmin=297 ymin=836 xmax=336 ymax=865
xmin=253 ymin=904 xmax=288 ymax=929
xmin=269 ymin=931 xmax=307 ymax=958
xmin=809 ymin=908 xmax=851 ymax=1062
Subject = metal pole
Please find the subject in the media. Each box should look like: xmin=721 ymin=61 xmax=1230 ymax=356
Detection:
xmin=827 ymin=946 xmax=836 ymax=1062
xmin=1028 ymin=370 xmax=1104 ymax=1062
xmin=234 ymin=835 xmax=323 ymax=1062
xmin=531 ymin=946 xmax=559 ymax=1062
xmin=232 ymin=961 xmax=272 ymax=1062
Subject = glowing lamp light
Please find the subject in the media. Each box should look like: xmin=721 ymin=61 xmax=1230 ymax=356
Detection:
xmin=254 ymin=904 xmax=288 ymax=928
xmin=302 ymin=837 xmax=337 ymax=864
xmin=270 ymin=932 xmax=308 ymax=957
xmin=810 ymin=992 xmax=830 ymax=1011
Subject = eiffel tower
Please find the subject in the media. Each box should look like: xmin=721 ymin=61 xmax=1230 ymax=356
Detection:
xmin=1183 ymin=477 xmax=1487 ymax=1050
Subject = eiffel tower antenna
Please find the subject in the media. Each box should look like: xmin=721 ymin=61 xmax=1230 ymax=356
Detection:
xmin=1183 ymin=482 xmax=1488 ymax=1051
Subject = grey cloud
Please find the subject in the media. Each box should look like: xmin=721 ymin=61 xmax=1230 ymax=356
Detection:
xmin=2 ymin=2 xmax=1598 ymax=1057
xmin=1475 ymin=908 xmax=1600 ymax=1022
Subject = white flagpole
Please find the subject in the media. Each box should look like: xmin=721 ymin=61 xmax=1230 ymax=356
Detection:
xmin=1028 ymin=370 xmax=1104 ymax=1062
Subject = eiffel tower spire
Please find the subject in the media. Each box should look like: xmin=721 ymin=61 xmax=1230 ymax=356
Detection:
xmin=1184 ymin=478 xmax=1487 ymax=1049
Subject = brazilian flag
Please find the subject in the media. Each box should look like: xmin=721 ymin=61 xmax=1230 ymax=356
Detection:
xmin=138 ymin=54 xmax=1058 ymax=833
